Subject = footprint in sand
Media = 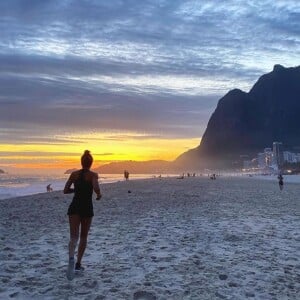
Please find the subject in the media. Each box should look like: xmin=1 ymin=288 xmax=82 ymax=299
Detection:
xmin=40 ymin=286 xmax=54 ymax=294
xmin=2 ymin=277 xmax=11 ymax=284
xmin=9 ymin=292 xmax=19 ymax=298
xmin=223 ymin=234 xmax=242 ymax=242
xmin=133 ymin=291 xmax=157 ymax=300
xmin=83 ymin=280 xmax=98 ymax=288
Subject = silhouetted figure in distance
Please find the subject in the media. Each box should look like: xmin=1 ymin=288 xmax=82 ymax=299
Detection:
xmin=46 ymin=184 xmax=53 ymax=192
xmin=278 ymin=173 xmax=284 ymax=191
xmin=124 ymin=170 xmax=129 ymax=180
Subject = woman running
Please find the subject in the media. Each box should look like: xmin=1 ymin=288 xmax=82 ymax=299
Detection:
xmin=64 ymin=150 xmax=102 ymax=280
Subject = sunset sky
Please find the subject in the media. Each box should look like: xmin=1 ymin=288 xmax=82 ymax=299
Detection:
xmin=0 ymin=0 xmax=299 ymax=173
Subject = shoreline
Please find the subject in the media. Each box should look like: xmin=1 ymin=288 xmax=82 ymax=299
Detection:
xmin=0 ymin=173 xmax=177 ymax=201
xmin=2 ymin=173 xmax=300 ymax=202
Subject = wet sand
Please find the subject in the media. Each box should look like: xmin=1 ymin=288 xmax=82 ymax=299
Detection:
xmin=0 ymin=176 xmax=299 ymax=299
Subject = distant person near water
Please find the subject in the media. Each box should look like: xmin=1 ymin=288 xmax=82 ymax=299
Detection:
xmin=63 ymin=150 xmax=102 ymax=280
xmin=124 ymin=170 xmax=129 ymax=180
xmin=278 ymin=173 xmax=284 ymax=190
xmin=46 ymin=184 xmax=53 ymax=192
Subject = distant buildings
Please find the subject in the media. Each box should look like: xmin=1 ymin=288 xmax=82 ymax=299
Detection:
xmin=256 ymin=147 xmax=273 ymax=169
xmin=273 ymin=142 xmax=284 ymax=168
xmin=243 ymin=141 xmax=300 ymax=172
xmin=283 ymin=151 xmax=300 ymax=163
xmin=257 ymin=152 xmax=265 ymax=169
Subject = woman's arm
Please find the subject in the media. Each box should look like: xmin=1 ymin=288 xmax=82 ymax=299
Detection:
xmin=92 ymin=173 xmax=102 ymax=200
xmin=63 ymin=174 xmax=75 ymax=194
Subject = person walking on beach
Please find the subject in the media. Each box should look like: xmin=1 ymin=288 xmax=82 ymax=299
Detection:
xmin=63 ymin=150 xmax=102 ymax=280
xmin=124 ymin=170 xmax=129 ymax=180
xmin=278 ymin=173 xmax=284 ymax=190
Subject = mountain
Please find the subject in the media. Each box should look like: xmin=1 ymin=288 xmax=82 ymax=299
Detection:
xmin=64 ymin=161 xmax=177 ymax=175
xmin=94 ymin=160 xmax=175 ymax=174
xmin=177 ymin=65 xmax=300 ymax=168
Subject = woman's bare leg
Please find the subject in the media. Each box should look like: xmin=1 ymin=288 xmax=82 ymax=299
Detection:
xmin=66 ymin=215 xmax=81 ymax=280
xmin=77 ymin=217 xmax=92 ymax=265
xmin=68 ymin=215 xmax=81 ymax=258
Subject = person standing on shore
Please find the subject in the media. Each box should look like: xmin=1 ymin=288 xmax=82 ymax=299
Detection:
xmin=46 ymin=184 xmax=53 ymax=192
xmin=63 ymin=150 xmax=102 ymax=280
xmin=278 ymin=173 xmax=284 ymax=191
xmin=124 ymin=170 xmax=129 ymax=180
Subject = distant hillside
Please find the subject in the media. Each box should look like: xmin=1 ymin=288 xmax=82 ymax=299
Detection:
xmin=0 ymin=169 xmax=5 ymax=174
xmin=177 ymin=65 xmax=300 ymax=168
xmin=94 ymin=160 xmax=176 ymax=174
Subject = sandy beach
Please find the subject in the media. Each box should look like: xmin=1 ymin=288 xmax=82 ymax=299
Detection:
xmin=0 ymin=176 xmax=299 ymax=299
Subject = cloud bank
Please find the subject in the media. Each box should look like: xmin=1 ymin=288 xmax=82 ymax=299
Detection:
xmin=0 ymin=0 xmax=299 ymax=143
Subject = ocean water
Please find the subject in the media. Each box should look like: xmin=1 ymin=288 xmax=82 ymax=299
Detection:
xmin=0 ymin=173 xmax=157 ymax=200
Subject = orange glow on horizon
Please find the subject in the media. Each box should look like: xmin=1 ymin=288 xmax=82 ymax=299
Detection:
xmin=0 ymin=133 xmax=201 ymax=172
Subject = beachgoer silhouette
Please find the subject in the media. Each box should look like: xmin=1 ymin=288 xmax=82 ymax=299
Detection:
xmin=63 ymin=150 xmax=102 ymax=280
xmin=278 ymin=173 xmax=284 ymax=191
xmin=124 ymin=170 xmax=129 ymax=180
xmin=177 ymin=173 xmax=184 ymax=179
xmin=46 ymin=184 xmax=53 ymax=192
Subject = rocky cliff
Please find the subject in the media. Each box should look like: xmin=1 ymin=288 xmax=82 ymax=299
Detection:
xmin=176 ymin=65 xmax=300 ymax=168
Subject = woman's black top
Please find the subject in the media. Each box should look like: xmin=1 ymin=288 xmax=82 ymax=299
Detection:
xmin=67 ymin=169 xmax=94 ymax=218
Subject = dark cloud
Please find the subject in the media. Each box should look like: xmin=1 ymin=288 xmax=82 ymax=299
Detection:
xmin=0 ymin=86 xmax=216 ymax=139
xmin=0 ymin=0 xmax=299 ymax=144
